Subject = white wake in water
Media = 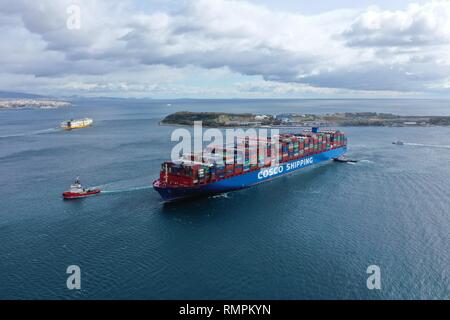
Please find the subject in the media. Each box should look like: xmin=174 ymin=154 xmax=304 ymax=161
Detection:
xmin=334 ymin=159 xmax=373 ymax=166
xmin=0 ymin=127 xmax=59 ymax=139
xmin=100 ymin=185 xmax=153 ymax=194
xmin=211 ymin=193 xmax=231 ymax=199
xmin=358 ymin=159 xmax=374 ymax=164
xmin=404 ymin=143 xmax=450 ymax=149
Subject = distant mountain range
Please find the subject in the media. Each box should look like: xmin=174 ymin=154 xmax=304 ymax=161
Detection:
xmin=0 ymin=91 xmax=149 ymax=100
xmin=0 ymin=91 xmax=50 ymax=99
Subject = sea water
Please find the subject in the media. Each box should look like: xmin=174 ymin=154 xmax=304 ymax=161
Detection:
xmin=0 ymin=99 xmax=448 ymax=299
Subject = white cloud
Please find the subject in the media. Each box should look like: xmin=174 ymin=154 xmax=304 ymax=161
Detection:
xmin=234 ymin=79 xmax=421 ymax=98
xmin=0 ymin=0 xmax=449 ymax=97
xmin=343 ymin=2 xmax=450 ymax=47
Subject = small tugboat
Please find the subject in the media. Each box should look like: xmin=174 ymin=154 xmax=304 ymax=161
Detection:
xmin=63 ymin=177 xmax=101 ymax=199
xmin=333 ymin=156 xmax=358 ymax=163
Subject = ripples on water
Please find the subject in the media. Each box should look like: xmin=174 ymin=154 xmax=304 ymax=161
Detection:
xmin=0 ymin=99 xmax=448 ymax=299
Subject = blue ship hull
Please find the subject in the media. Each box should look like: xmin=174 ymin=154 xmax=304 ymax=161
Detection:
xmin=154 ymin=147 xmax=347 ymax=202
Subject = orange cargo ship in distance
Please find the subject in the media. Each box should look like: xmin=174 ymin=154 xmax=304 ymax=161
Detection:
xmin=60 ymin=118 xmax=93 ymax=130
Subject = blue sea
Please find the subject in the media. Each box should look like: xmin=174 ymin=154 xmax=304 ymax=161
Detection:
xmin=0 ymin=99 xmax=449 ymax=299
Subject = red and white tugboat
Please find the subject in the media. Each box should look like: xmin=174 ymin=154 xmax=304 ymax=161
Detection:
xmin=63 ymin=177 xmax=101 ymax=199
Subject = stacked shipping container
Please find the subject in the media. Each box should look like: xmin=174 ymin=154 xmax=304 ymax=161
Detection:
xmin=159 ymin=129 xmax=347 ymax=186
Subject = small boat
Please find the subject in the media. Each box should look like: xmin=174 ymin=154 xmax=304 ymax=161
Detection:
xmin=392 ymin=140 xmax=404 ymax=145
xmin=333 ymin=156 xmax=358 ymax=163
xmin=63 ymin=178 xmax=101 ymax=199
xmin=61 ymin=118 xmax=93 ymax=130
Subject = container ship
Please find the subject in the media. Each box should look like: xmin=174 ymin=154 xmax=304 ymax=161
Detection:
xmin=153 ymin=128 xmax=347 ymax=202
xmin=60 ymin=118 xmax=93 ymax=130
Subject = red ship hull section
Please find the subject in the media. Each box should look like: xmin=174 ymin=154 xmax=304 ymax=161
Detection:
xmin=63 ymin=189 xmax=101 ymax=199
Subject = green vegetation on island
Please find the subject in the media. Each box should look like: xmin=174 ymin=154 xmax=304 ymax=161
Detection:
xmin=161 ymin=111 xmax=450 ymax=127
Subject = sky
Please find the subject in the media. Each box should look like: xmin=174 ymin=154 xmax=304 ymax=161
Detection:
xmin=1 ymin=0 xmax=450 ymax=98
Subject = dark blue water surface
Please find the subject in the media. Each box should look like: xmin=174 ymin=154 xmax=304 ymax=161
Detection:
xmin=0 ymin=99 xmax=449 ymax=299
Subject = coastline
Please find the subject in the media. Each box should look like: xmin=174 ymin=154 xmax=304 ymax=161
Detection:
xmin=0 ymin=99 xmax=71 ymax=110
xmin=160 ymin=111 xmax=450 ymax=128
